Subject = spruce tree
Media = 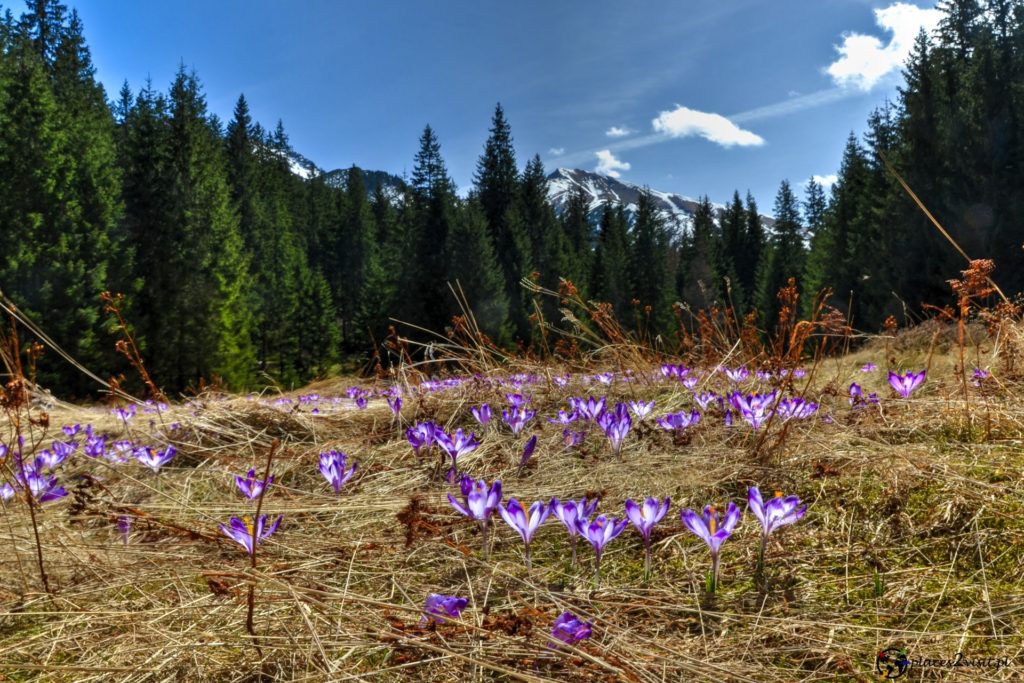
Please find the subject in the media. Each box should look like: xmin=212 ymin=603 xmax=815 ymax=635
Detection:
xmin=591 ymin=202 xmax=631 ymax=320
xmin=445 ymin=200 xmax=511 ymax=342
xmin=0 ymin=13 xmax=120 ymax=395
xmin=474 ymin=103 xmax=531 ymax=338
xmin=629 ymin=189 xmax=674 ymax=334
xmin=677 ymin=197 xmax=722 ymax=311
xmin=402 ymin=125 xmax=457 ymax=334
xmin=560 ymin=184 xmax=594 ymax=296
xmin=738 ymin=192 xmax=765 ymax=303
xmin=755 ymin=180 xmax=806 ymax=333
xmin=718 ymin=191 xmax=747 ymax=309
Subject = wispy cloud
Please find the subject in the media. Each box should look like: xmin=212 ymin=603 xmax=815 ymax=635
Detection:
xmin=651 ymin=105 xmax=764 ymax=147
xmin=605 ymin=125 xmax=634 ymax=138
xmin=595 ymin=149 xmax=631 ymax=178
xmin=809 ymin=174 xmax=838 ymax=189
xmin=548 ymin=147 xmax=565 ymax=157
xmin=826 ymin=2 xmax=943 ymax=91
xmin=731 ymin=88 xmax=850 ymax=124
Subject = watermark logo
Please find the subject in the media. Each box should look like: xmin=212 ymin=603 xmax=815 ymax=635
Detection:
xmin=875 ymin=646 xmax=1010 ymax=678
xmin=875 ymin=647 xmax=910 ymax=679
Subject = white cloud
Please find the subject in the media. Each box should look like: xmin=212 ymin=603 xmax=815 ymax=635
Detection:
xmin=605 ymin=126 xmax=634 ymax=138
xmin=594 ymin=149 xmax=631 ymax=178
xmin=826 ymin=2 xmax=943 ymax=91
xmin=651 ymin=105 xmax=765 ymax=147
xmin=548 ymin=147 xmax=565 ymax=157
xmin=812 ymin=174 xmax=838 ymax=189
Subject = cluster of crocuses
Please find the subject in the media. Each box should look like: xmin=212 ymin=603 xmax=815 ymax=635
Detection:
xmin=406 ymin=421 xmax=481 ymax=479
xmin=1 ymin=422 xmax=181 ymax=504
xmin=448 ymin=477 xmax=807 ymax=591
xmin=219 ymin=467 xmax=282 ymax=555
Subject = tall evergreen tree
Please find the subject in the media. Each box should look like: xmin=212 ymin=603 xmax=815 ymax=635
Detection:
xmin=445 ymin=200 xmax=510 ymax=342
xmin=677 ymin=197 xmax=722 ymax=311
xmin=474 ymin=103 xmax=531 ymax=338
xmin=560 ymin=184 xmax=593 ymax=296
xmin=0 ymin=9 xmax=121 ymax=395
xmin=401 ymin=125 xmax=457 ymax=334
xmin=738 ymin=192 xmax=765 ymax=303
xmin=591 ymin=202 xmax=631 ymax=320
xmin=518 ymin=155 xmax=570 ymax=327
xmin=630 ymin=189 xmax=674 ymax=334
xmin=756 ymin=180 xmax=806 ymax=333
xmin=718 ymin=191 xmax=747 ymax=309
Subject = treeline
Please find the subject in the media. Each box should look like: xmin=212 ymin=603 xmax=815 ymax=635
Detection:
xmin=0 ymin=0 xmax=1020 ymax=397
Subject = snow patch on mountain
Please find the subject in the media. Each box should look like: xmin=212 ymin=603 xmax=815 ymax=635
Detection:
xmin=546 ymin=168 xmax=772 ymax=233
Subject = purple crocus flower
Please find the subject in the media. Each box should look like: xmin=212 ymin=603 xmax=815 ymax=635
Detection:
xmin=552 ymin=374 xmax=570 ymax=388
xmin=576 ymin=396 xmax=607 ymax=423
xmin=888 ymin=370 xmax=926 ymax=398
xmin=406 ymin=421 xmax=437 ymax=464
xmin=501 ymin=407 xmax=536 ymax=435
xmin=113 ymin=405 xmax=137 ymax=423
xmin=774 ymin=397 xmax=819 ymax=421
xmin=724 ymin=367 xmax=749 ymax=383
xmin=729 ymin=390 xmax=778 ymax=430
xmin=34 ymin=448 xmax=67 ymax=472
xmin=319 ymin=451 xmax=356 ymax=493
xmin=848 ymin=382 xmax=879 ymax=409
xmin=598 ymin=404 xmax=632 ymax=458
xmin=435 ymin=428 xmax=480 ymax=479
xmin=549 ymin=611 xmax=593 ymax=648
xmin=748 ymin=487 xmax=806 ymax=540
xmin=0 ymin=482 xmax=15 ymax=502
xmin=660 ymin=363 xmax=682 ymax=379
xmin=108 ymin=439 xmax=134 ymax=464
xmin=552 ymin=497 xmax=598 ymax=568
xmin=656 ymin=409 xmax=701 ymax=431
xmin=594 ymin=372 xmax=614 ymax=386
xmin=518 ymin=435 xmax=538 ymax=472
xmin=84 ymin=435 xmax=107 ymax=459
xmin=219 ymin=514 xmax=283 ymax=555
xmin=15 ymin=469 xmax=68 ymax=503
xmin=134 ymin=445 xmax=177 ymax=474
xmin=386 ymin=396 xmax=402 ymax=418
xmin=681 ymin=502 xmax=742 ymax=593
xmin=627 ymin=400 xmax=655 ymax=420
xmin=748 ymin=486 xmax=806 ymax=578
xmin=972 ymin=368 xmax=990 ymax=387
xmin=693 ymin=391 xmax=719 ymax=410
xmin=498 ymin=498 xmax=551 ymax=569
xmin=681 ymin=376 xmax=699 ymax=390
xmin=355 ymin=396 xmax=368 ymax=410
xmin=562 ymin=429 xmax=585 ymax=449
xmin=577 ymin=514 xmax=628 ymax=585
xmin=235 ymin=469 xmax=274 ymax=500
xmin=860 ymin=362 xmax=878 ymax=373
xmin=421 ymin=594 xmax=469 ymax=625
xmin=470 ymin=404 xmax=492 ymax=426
xmin=448 ymin=478 xmax=502 ymax=557
xmin=625 ymin=496 xmax=671 ymax=576
xmin=117 ymin=515 xmax=132 ymax=544
xmin=505 ymin=393 xmax=529 ymax=408
xmin=755 ymin=370 xmax=773 ymax=382
xmin=62 ymin=424 xmax=82 ymax=438
xmin=547 ymin=408 xmax=579 ymax=425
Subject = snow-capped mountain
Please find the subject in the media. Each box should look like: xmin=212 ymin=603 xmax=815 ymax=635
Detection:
xmin=546 ymin=168 xmax=772 ymax=232
xmin=281 ymin=148 xmax=406 ymax=198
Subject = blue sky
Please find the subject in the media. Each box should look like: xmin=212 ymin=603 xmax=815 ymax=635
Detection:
xmin=69 ymin=0 xmax=942 ymax=211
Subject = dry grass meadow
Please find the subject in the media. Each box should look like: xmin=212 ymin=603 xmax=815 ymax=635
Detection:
xmin=2 ymin=318 xmax=1024 ymax=682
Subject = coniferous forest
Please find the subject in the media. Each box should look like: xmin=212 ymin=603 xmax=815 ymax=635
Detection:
xmin=1 ymin=0 xmax=1023 ymax=397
